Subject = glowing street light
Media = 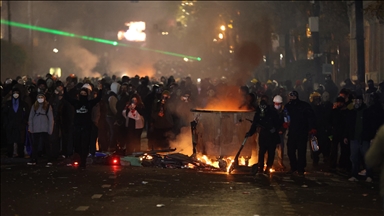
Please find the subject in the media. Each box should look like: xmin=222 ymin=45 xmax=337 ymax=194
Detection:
xmin=220 ymin=25 xmax=226 ymax=31
xmin=53 ymin=48 xmax=59 ymax=53
xmin=218 ymin=33 xmax=224 ymax=39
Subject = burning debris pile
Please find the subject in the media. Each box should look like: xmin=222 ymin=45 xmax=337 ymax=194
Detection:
xmin=117 ymin=148 xmax=253 ymax=173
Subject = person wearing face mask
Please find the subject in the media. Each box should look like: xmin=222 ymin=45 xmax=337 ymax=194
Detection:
xmin=2 ymin=88 xmax=29 ymax=158
xmin=273 ymin=95 xmax=287 ymax=170
xmin=329 ymin=96 xmax=350 ymax=172
xmin=283 ymin=91 xmax=316 ymax=176
xmin=27 ymin=93 xmax=54 ymax=166
xmin=48 ymin=85 xmax=74 ymax=161
xmin=150 ymin=90 xmax=175 ymax=150
xmin=63 ymin=82 xmax=103 ymax=168
xmin=344 ymin=95 xmax=369 ymax=182
xmin=245 ymin=96 xmax=282 ymax=174
xmin=122 ymin=94 xmax=145 ymax=154
xmin=34 ymin=79 xmax=52 ymax=103
xmin=309 ymin=91 xmax=332 ymax=167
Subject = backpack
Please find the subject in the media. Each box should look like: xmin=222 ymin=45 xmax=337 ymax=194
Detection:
xmin=34 ymin=105 xmax=50 ymax=118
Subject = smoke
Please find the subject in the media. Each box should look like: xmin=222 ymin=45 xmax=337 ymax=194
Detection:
xmin=169 ymin=126 xmax=193 ymax=156
xmin=62 ymin=44 xmax=101 ymax=78
xmin=109 ymin=49 xmax=155 ymax=78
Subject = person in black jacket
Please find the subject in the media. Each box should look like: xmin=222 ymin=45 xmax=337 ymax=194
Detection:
xmin=2 ymin=88 xmax=29 ymax=158
xmin=49 ymin=84 xmax=73 ymax=160
xmin=246 ymin=96 xmax=282 ymax=174
xmin=329 ymin=96 xmax=350 ymax=172
xmin=64 ymin=82 xmax=103 ymax=168
xmin=309 ymin=91 xmax=333 ymax=167
xmin=344 ymin=95 xmax=368 ymax=181
xmin=349 ymin=93 xmax=384 ymax=182
xmin=283 ymin=91 xmax=316 ymax=176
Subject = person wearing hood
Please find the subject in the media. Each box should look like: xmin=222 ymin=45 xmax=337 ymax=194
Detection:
xmin=324 ymin=75 xmax=339 ymax=103
xmin=344 ymin=95 xmax=369 ymax=182
xmin=64 ymin=82 xmax=103 ymax=168
xmin=105 ymin=82 xmax=120 ymax=152
xmin=27 ymin=93 xmax=54 ymax=166
xmin=245 ymin=95 xmax=282 ymax=174
xmin=48 ymin=84 xmax=74 ymax=160
xmin=2 ymin=88 xmax=29 ymax=158
xmin=283 ymin=90 xmax=316 ymax=176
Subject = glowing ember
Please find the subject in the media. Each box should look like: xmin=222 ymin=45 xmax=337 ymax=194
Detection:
xmin=226 ymin=158 xmax=235 ymax=173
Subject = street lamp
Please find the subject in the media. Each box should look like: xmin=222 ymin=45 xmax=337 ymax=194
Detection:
xmin=220 ymin=25 xmax=226 ymax=31
xmin=53 ymin=48 xmax=58 ymax=53
xmin=218 ymin=33 xmax=224 ymax=39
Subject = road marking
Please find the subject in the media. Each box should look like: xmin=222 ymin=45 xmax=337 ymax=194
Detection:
xmin=102 ymin=184 xmax=111 ymax=188
xmin=91 ymin=194 xmax=103 ymax=199
xmin=75 ymin=206 xmax=89 ymax=211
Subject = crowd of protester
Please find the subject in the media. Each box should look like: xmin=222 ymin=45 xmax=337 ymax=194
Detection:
xmin=1 ymin=72 xmax=384 ymax=184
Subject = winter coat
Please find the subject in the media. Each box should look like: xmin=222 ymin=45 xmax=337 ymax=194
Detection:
xmin=345 ymin=104 xmax=368 ymax=140
xmin=248 ymin=106 xmax=282 ymax=145
xmin=152 ymin=101 xmax=174 ymax=129
xmin=28 ymin=104 xmax=54 ymax=134
xmin=122 ymin=106 xmax=145 ymax=129
xmin=284 ymin=99 xmax=316 ymax=135
xmin=365 ymin=125 xmax=384 ymax=196
xmin=330 ymin=107 xmax=349 ymax=140
xmin=64 ymin=89 xmax=102 ymax=128
xmin=362 ymin=102 xmax=384 ymax=141
xmin=2 ymin=98 xmax=29 ymax=143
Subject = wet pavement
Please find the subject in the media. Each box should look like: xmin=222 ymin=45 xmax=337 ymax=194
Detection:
xmin=1 ymin=154 xmax=383 ymax=216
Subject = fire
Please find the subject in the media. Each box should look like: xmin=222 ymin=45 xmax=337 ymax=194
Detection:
xmin=196 ymin=155 xmax=251 ymax=172
xmin=197 ymin=155 xmax=220 ymax=168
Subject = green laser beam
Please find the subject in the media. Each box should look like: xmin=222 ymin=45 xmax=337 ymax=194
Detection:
xmin=1 ymin=19 xmax=201 ymax=61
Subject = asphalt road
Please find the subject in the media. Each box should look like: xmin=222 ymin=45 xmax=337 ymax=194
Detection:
xmin=1 ymin=156 xmax=383 ymax=216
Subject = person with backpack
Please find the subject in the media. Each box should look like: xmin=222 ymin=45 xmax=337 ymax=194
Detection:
xmin=27 ymin=92 xmax=54 ymax=166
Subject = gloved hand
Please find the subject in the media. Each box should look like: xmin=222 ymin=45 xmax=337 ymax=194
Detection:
xmin=283 ymin=122 xmax=289 ymax=129
xmin=309 ymin=129 xmax=317 ymax=135
xmin=245 ymin=132 xmax=251 ymax=138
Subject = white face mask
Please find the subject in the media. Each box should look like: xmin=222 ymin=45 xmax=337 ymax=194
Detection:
xmin=13 ymin=93 xmax=19 ymax=99
xmin=274 ymin=104 xmax=282 ymax=110
xmin=37 ymin=98 xmax=44 ymax=103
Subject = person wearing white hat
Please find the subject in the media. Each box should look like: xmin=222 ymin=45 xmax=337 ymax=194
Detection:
xmin=273 ymin=94 xmax=286 ymax=170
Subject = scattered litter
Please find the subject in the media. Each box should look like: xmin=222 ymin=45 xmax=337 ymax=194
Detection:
xmin=129 ymin=183 xmax=135 ymax=185
xmin=301 ymin=185 xmax=308 ymax=188
xmin=75 ymin=206 xmax=89 ymax=211
xmin=362 ymin=194 xmax=368 ymax=197
xmin=156 ymin=204 xmax=165 ymax=207
xmin=121 ymin=156 xmax=142 ymax=167
xmin=230 ymin=187 xmax=233 ymax=190
xmin=92 ymin=194 xmax=102 ymax=199
xmin=72 ymin=187 xmax=78 ymax=189
xmin=142 ymin=181 xmax=148 ymax=184
xmin=102 ymin=184 xmax=111 ymax=188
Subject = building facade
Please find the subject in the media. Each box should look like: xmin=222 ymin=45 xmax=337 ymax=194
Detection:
xmin=349 ymin=1 xmax=384 ymax=84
